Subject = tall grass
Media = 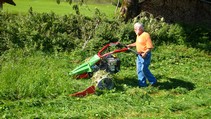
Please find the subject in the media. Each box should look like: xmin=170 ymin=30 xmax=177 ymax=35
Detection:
xmin=0 ymin=45 xmax=210 ymax=118
xmin=0 ymin=50 xmax=66 ymax=99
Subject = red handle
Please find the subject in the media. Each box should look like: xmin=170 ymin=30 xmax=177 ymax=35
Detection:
xmin=97 ymin=42 xmax=129 ymax=58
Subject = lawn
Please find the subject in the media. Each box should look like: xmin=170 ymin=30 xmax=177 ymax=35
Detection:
xmin=3 ymin=0 xmax=117 ymax=18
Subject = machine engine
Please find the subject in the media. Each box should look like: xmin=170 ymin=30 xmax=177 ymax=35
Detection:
xmin=95 ymin=55 xmax=121 ymax=74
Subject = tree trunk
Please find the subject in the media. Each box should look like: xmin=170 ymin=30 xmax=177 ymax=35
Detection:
xmin=120 ymin=0 xmax=139 ymax=22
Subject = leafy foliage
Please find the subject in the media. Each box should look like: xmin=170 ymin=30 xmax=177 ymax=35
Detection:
xmin=1 ymin=9 xmax=210 ymax=56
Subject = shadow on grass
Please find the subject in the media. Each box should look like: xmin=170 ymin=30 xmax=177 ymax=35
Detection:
xmin=155 ymin=75 xmax=195 ymax=91
xmin=156 ymin=78 xmax=195 ymax=91
xmin=114 ymin=77 xmax=138 ymax=91
xmin=114 ymin=75 xmax=195 ymax=91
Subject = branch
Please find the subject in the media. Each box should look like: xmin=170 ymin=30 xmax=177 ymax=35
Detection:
xmin=82 ymin=22 xmax=100 ymax=50
xmin=115 ymin=0 xmax=120 ymax=13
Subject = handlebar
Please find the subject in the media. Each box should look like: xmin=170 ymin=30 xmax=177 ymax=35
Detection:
xmin=97 ymin=42 xmax=138 ymax=58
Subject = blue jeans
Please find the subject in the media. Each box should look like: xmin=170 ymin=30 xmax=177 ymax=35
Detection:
xmin=136 ymin=52 xmax=156 ymax=87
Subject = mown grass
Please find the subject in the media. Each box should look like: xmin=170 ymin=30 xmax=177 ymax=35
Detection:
xmin=0 ymin=44 xmax=210 ymax=118
xmin=3 ymin=0 xmax=117 ymax=18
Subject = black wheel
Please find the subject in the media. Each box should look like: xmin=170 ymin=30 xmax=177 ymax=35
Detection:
xmin=96 ymin=78 xmax=114 ymax=90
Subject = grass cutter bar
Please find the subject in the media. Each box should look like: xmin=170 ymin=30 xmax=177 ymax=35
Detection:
xmin=69 ymin=42 xmax=137 ymax=97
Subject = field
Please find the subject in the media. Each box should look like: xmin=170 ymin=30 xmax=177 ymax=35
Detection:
xmin=1 ymin=45 xmax=210 ymax=118
xmin=1 ymin=0 xmax=211 ymax=118
xmin=3 ymin=0 xmax=117 ymax=18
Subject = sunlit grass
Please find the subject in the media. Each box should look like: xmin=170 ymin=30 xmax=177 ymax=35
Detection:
xmin=0 ymin=45 xmax=210 ymax=118
xmin=3 ymin=0 xmax=117 ymax=18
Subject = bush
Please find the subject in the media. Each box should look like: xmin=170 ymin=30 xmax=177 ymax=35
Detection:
xmin=0 ymin=10 xmax=210 ymax=57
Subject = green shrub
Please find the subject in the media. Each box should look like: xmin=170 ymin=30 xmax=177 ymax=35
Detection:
xmin=0 ymin=10 xmax=210 ymax=57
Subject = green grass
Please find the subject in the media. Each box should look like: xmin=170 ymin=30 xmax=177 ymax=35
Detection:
xmin=0 ymin=45 xmax=210 ymax=118
xmin=3 ymin=0 xmax=117 ymax=18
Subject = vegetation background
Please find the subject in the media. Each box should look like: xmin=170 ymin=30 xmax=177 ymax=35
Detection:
xmin=0 ymin=0 xmax=211 ymax=118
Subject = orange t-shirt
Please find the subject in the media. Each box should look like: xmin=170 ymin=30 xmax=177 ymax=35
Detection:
xmin=136 ymin=32 xmax=154 ymax=53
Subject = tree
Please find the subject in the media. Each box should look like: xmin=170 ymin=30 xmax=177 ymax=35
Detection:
xmin=120 ymin=0 xmax=211 ymax=26
xmin=0 ymin=0 xmax=16 ymax=9
xmin=119 ymin=0 xmax=140 ymax=22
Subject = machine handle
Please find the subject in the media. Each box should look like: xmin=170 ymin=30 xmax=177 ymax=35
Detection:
xmin=97 ymin=42 xmax=129 ymax=58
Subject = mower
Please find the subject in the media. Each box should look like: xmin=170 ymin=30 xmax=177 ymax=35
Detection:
xmin=69 ymin=42 xmax=137 ymax=97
